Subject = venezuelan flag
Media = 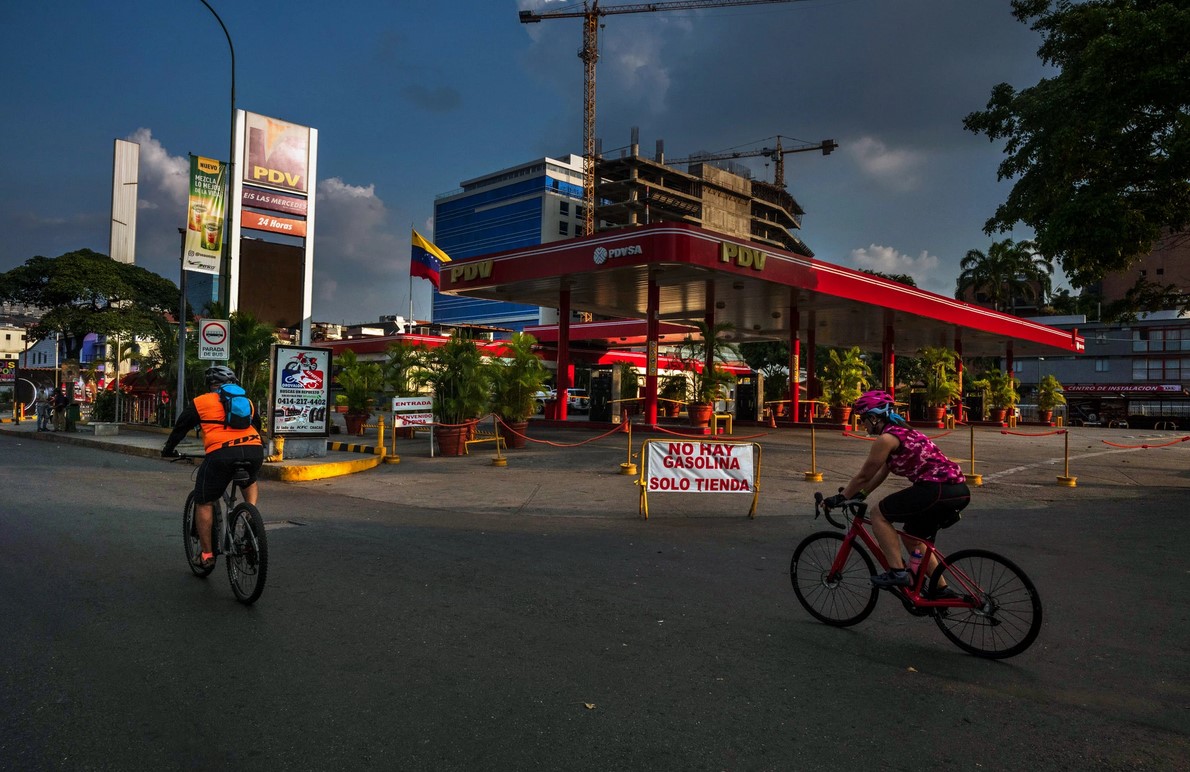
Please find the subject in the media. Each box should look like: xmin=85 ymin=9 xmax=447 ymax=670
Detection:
xmin=410 ymin=229 xmax=452 ymax=288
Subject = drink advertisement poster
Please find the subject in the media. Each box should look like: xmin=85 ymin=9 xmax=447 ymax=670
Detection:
xmin=271 ymin=345 xmax=331 ymax=436
xmin=183 ymin=155 xmax=227 ymax=275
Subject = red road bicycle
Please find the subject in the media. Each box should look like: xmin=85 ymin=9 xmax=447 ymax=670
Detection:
xmin=790 ymin=493 xmax=1042 ymax=658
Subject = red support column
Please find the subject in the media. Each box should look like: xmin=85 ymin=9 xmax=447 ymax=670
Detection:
xmin=645 ymin=275 xmax=660 ymax=426
xmin=954 ymin=332 xmax=964 ymax=422
xmin=806 ymin=319 xmax=817 ymax=421
xmin=883 ymin=321 xmax=895 ymax=394
xmin=556 ymin=286 xmax=571 ymax=421
xmin=789 ymin=306 xmax=800 ymax=424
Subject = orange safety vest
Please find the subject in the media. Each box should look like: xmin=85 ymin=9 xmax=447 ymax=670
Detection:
xmin=195 ymin=391 xmax=262 ymax=454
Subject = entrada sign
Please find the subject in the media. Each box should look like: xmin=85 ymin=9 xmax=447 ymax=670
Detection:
xmin=720 ymin=242 xmax=767 ymax=270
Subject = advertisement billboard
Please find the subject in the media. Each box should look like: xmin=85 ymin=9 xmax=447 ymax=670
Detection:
xmin=244 ymin=113 xmax=310 ymax=194
xmin=271 ymin=345 xmax=330 ymax=436
xmin=183 ymin=155 xmax=227 ymax=275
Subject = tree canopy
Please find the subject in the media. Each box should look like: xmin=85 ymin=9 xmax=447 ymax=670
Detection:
xmin=956 ymin=238 xmax=1053 ymax=312
xmin=964 ymin=1 xmax=1190 ymax=287
xmin=0 ymin=249 xmax=179 ymax=358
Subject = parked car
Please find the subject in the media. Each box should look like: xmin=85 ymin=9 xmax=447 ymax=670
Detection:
xmin=566 ymin=388 xmax=589 ymax=413
xmin=533 ymin=390 xmax=553 ymax=414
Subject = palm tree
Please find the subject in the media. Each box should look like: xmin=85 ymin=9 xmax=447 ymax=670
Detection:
xmin=956 ymin=239 xmax=1053 ymax=313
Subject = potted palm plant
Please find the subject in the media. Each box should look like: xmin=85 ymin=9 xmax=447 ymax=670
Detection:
xmin=919 ymin=346 xmax=962 ymax=422
xmin=490 ymin=332 xmax=548 ymax=449
xmin=675 ymin=320 xmax=741 ymax=427
xmin=413 ymin=332 xmax=492 ymax=456
xmin=971 ymin=368 xmax=1019 ymax=423
xmin=658 ymin=373 xmax=687 ymax=418
xmin=617 ymin=361 xmax=641 ymax=416
xmin=1036 ymin=373 xmax=1066 ymax=424
xmin=384 ymin=340 xmax=426 ymax=438
xmin=820 ymin=346 xmax=872 ymax=424
xmin=335 ymin=349 xmax=384 ymax=436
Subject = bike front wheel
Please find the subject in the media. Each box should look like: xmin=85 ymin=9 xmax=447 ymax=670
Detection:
xmin=183 ymin=492 xmax=215 ymax=577
xmin=791 ymin=532 xmax=879 ymax=627
xmin=931 ymin=549 xmax=1042 ymax=659
xmin=226 ymin=503 xmax=268 ymax=605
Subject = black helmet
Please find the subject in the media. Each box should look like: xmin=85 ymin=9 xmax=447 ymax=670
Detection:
xmin=205 ymin=365 xmax=239 ymax=387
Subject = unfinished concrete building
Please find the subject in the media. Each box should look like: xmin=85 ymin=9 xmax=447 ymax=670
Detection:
xmin=595 ymin=138 xmax=815 ymax=258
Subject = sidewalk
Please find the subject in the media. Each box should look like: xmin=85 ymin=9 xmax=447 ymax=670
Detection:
xmin=0 ymin=419 xmax=382 ymax=482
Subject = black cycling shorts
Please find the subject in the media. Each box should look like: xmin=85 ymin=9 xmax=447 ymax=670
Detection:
xmin=194 ymin=445 xmax=264 ymax=504
xmin=878 ymin=481 xmax=971 ymax=542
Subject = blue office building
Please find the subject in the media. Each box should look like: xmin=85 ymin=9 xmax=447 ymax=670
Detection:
xmin=432 ymin=155 xmax=585 ymax=331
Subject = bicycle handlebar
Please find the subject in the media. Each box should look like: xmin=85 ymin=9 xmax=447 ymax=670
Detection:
xmin=814 ymin=490 xmax=867 ymax=529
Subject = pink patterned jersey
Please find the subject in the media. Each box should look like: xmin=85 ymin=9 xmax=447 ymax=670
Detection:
xmin=883 ymin=424 xmax=966 ymax=484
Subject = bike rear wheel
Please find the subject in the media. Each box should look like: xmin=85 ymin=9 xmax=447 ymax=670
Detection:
xmin=183 ymin=492 xmax=215 ymax=577
xmin=791 ymin=532 xmax=879 ymax=627
xmin=930 ymin=549 xmax=1042 ymax=659
xmin=226 ymin=503 xmax=268 ymax=605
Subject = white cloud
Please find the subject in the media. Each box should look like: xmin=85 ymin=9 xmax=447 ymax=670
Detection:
xmin=848 ymin=136 xmax=923 ymax=190
xmin=849 ymin=244 xmax=950 ymax=294
xmin=125 ymin=128 xmax=188 ymax=211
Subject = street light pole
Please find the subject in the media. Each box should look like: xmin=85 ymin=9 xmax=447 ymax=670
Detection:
xmin=176 ymin=227 xmax=188 ymax=420
xmin=198 ymin=0 xmax=236 ymax=314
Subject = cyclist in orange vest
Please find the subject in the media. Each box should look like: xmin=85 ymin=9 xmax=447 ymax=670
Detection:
xmin=162 ymin=365 xmax=263 ymax=569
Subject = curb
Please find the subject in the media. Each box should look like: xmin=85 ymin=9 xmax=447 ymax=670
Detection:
xmin=0 ymin=425 xmax=379 ymax=481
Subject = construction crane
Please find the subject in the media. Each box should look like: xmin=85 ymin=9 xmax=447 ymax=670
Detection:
xmin=668 ymin=136 xmax=838 ymax=189
xmin=519 ymin=0 xmax=809 ymax=236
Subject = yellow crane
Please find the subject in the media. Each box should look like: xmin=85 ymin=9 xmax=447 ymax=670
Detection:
xmin=668 ymin=136 xmax=838 ymax=189
xmin=519 ymin=0 xmax=809 ymax=236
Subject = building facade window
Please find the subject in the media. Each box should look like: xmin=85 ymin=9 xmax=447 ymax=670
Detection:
xmin=1133 ymin=327 xmax=1188 ymax=353
xmin=1095 ymin=358 xmax=1109 ymax=372
xmin=559 ymin=201 xmax=569 ymax=216
xmin=558 ymin=221 xmax=569 ymax=236
xmin=1132 ymin=357 xmax=1189 ymax=380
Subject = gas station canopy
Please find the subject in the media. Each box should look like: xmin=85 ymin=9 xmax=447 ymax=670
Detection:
xmin=440 ymin=222 xmax=1084 ymax=358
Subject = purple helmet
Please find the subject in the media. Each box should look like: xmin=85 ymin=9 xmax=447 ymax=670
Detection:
xmin=853 ymin=390 xmax=895 ymax=417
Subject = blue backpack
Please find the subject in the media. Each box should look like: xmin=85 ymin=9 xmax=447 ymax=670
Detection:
xmin=215 ymin=384 xmax=254 ymax=430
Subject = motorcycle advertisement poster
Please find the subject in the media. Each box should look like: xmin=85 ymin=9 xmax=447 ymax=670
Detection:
xmin=271 ymin=345 xmax=331 ymax=436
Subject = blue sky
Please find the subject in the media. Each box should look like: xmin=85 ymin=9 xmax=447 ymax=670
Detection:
xmin=0 ymin=0 xmax=1054 ymax=324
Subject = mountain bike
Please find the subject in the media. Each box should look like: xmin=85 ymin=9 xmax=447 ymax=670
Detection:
xmin=173 ymin=455 xmax=268 ymax=605
xmin=790 ymin=493 xmax=1042 ymax=658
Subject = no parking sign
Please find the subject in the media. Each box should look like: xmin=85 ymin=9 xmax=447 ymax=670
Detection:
xmin=197 ymin=319 xmax=230 ymax=361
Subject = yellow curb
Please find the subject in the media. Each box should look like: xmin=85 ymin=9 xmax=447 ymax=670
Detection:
xmin=265 ymin=454 xmax=383 ymax=482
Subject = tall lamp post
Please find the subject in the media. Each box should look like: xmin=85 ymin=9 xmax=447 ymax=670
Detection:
xmin=176 ymin=227 xmax=188 ymax=420
xmin=198 ymin=0 xmax=235 ymax=314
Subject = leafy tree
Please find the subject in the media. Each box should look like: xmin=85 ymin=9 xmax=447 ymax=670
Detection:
xmin=964 ymin=1 xmax=1190 ymax=289
xmin=738 ymin=341 xmax=790 ymax=380
xmin=955 ymin=238 xmax=1053 ymax=312
xmin=0 ymin=249 xmax=179 ymax=359
xmin=859 ymin=269 xmax=918 ymax=287
xmin=227 ymin=310 xmax=276 ymax=406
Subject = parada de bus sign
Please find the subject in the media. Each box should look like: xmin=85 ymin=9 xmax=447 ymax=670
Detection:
xmin=197 ymin=319 xmax=230 ymax=361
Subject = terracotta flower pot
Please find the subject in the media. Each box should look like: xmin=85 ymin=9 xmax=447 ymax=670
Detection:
xmin=688 ymin=402 xmax=714 ymax=427
xmin=498 ymin=420 xmax=529 ymax=449
xmin=344 ymin=411 xmax=369 ymax=436
xmin=989 ymin=408 xmax=1007 ymax=423
xmin=435 ymin=425 xmax=469 ymax=456
xmin=832 ymin=405 xmax=852 ymax=425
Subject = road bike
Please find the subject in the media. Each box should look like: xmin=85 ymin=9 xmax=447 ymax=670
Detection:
xmin=173 ymin=455 xmax=268 ymax=605
xmin=790 ymin=493 xmax=1042 ymax=658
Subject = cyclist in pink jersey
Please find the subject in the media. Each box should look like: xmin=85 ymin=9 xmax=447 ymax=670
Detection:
xmin=823 ymin=390 xmax=970 ymax=589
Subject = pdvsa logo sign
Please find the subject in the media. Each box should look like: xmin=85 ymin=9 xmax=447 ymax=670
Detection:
xmin=593 ymin=244 xmax=642 ymax=265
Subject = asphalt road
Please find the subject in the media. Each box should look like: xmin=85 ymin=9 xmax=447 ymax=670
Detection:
xmin=1 ymin=430 xmax=1187 ymax=771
